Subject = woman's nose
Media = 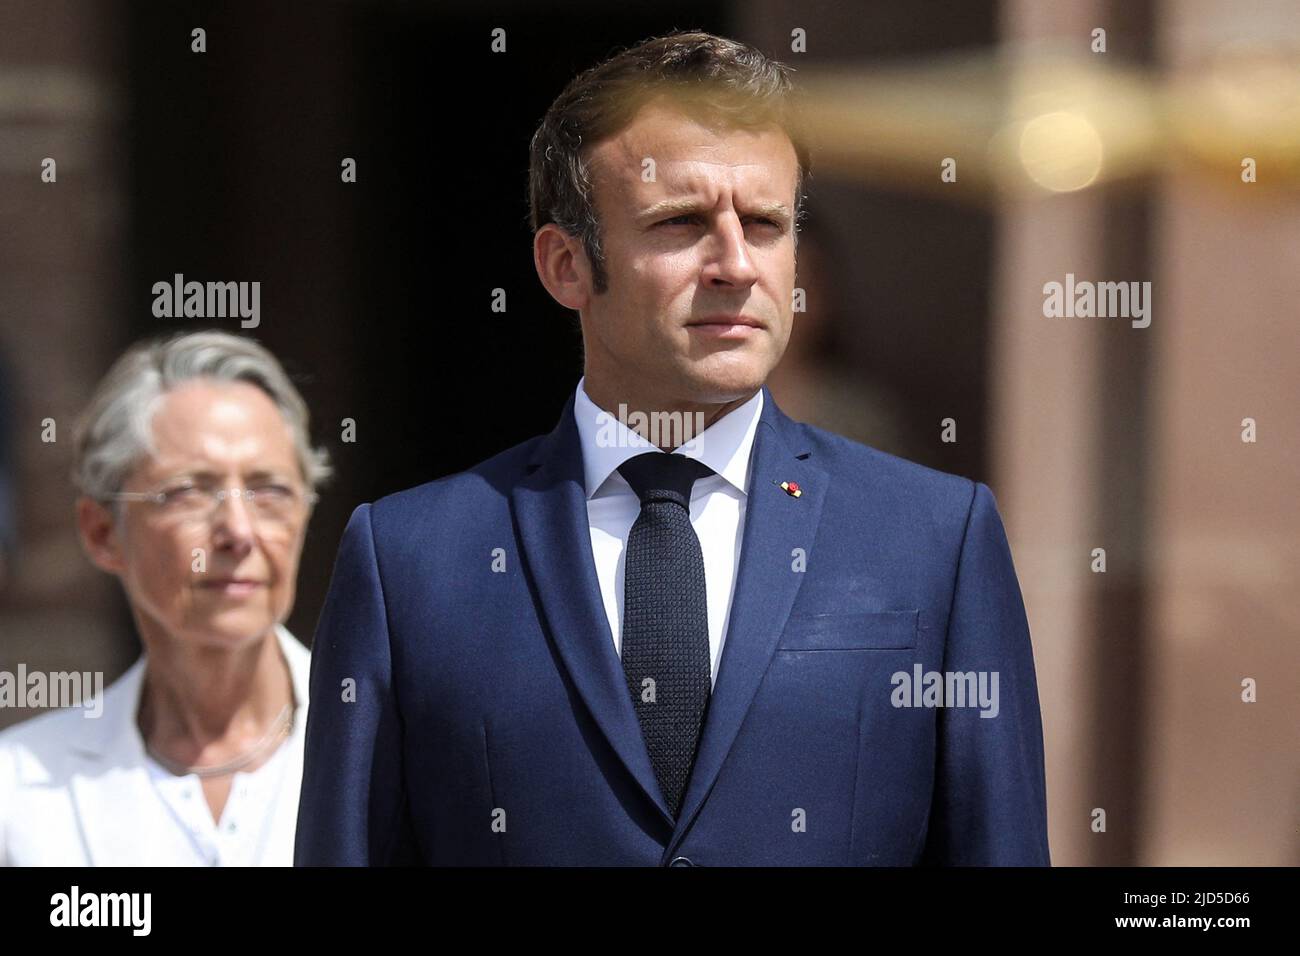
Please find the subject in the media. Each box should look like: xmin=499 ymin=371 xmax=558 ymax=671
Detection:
xmin=210 ymin=490 xmax=257 ymax=544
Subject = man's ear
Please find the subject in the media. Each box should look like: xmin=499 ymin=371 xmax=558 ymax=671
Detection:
xmin=533 ymin=223 xmax=592 ymax=313
xmin=76 ymin=496 xmax=127 ymax=575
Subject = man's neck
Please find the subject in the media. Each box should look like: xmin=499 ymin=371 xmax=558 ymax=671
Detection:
xmin=583 ymin=379 xmax=759 ymax=451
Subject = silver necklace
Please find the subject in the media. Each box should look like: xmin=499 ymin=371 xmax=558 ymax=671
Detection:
xmin=146 ymin=703 xmax=294 ymax=779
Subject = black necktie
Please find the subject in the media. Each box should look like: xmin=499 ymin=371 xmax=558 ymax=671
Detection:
xmin=617 ymin=451 xmax=715 ymax=819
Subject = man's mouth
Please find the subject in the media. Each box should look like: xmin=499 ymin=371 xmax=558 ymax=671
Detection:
xmin=686 ymin=315 xmax=766 ymax=338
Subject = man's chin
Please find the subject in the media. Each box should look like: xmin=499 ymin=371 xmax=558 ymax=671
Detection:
xmin=675 ymin=358 xmax=772 ymax=406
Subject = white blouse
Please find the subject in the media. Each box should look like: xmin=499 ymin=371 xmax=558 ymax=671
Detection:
xmin=0 ymin=624 xmax=311 ymax=866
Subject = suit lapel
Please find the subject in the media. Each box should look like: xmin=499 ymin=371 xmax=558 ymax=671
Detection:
xmin=666 ymin=388 xmax=827 ymax=857
xmin=511 ymin=388 xmax=828 ymax=843
xmin=510 ymin=394 xmax=676 ymax=826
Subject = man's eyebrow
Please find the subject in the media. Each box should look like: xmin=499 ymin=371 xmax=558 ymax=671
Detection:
xmin=638 ymin=198 xmax=793 ymax=224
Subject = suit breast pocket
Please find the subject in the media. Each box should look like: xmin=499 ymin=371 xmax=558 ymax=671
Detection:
xmin=777 ymin=609 xmax=919 ymax=651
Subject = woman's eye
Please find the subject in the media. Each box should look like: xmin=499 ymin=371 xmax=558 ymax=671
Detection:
xmin=255 ymin=484 xmax=294 ymax=499
xmin=163 ymin=485 xmax=202 ymax=502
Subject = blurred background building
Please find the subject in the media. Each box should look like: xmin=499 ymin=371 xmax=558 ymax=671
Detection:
xmin=0 ymin=0 xmax=1295 ymax=865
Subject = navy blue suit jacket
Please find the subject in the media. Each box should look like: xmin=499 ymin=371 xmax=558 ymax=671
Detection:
xmin=294 ymin=387 xmax=1050 ymax=866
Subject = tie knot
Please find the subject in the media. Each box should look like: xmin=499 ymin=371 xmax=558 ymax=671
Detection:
xmin=618 ymin=452 xmax=714 ymax=507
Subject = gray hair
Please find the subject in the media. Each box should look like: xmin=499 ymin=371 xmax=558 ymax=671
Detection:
xmin=71 ymin=331 xmax=333 ymax=501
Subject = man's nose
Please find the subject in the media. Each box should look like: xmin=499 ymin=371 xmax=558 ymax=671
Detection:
xmin=705 ymin=214 xmax=760 ymax=287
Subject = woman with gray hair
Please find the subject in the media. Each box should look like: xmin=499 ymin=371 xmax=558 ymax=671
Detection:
xmin=0 ymin=331 xmax=330 ymax=866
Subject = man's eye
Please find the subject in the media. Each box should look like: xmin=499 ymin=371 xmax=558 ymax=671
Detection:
xmin=659 ymin=215 xmax=697 ymax=226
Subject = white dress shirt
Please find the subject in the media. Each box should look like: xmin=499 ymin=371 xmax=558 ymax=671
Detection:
xmin=573 ymin=377 xmax=764 ymax=688
xmin=0 ymin=623 xmax=310 ymax=866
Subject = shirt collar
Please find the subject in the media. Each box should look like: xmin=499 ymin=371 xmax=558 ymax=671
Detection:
xmin=573 ymin=376 xmax=764 ymax=499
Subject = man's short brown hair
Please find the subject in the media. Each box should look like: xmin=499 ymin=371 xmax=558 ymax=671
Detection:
xmin=527 ymin=30 xmax=813 ymax=294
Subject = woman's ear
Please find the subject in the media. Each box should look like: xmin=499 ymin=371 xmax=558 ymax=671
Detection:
xmin=76 ymin=496 xmax=127 ymax=575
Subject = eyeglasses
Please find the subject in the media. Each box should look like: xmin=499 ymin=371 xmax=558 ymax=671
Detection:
xmin=106 ymin=480 xmax=318 ymax=526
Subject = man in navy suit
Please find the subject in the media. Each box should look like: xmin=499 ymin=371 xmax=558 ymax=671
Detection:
xmin=295 ymin=30 xmax=1050 ymax=866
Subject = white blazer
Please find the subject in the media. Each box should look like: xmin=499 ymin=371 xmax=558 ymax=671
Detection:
xmin=0 ymin=624 xmax=311 ymax=866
